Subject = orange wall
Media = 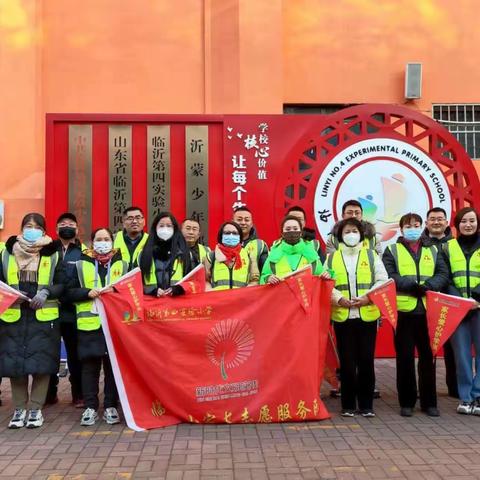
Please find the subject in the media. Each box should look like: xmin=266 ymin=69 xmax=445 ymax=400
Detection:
xmin=1 ymin=0 xmax=479 ymax=239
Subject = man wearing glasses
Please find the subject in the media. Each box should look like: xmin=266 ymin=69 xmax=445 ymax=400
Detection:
xmin=421 ymin=206 xmax=458 ymax=398
xmin=113 ymin=206 xmax=149 ymax=270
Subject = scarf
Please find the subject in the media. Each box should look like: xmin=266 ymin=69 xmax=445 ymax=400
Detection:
xmin=268 ymin=239 xmax=318 ymax=264
xmin=84 ymin=248 xmax=118 ymax=266
xmin=12 ymin=234 xmax=53 ymax=282
xmin=217 ymin=244 xmax=243 ymax=270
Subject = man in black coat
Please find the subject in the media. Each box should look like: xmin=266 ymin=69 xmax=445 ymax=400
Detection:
xmin=46 ymin=213 xmax=85 ymax=407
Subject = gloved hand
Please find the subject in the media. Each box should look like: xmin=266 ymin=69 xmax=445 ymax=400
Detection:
xmin=170 ymin=284 xmax=185 ymax=297
xmin=30 ymin=289 xmax=49 ymax=310
xmin=414 ymin=284 xmax=427 ymax=298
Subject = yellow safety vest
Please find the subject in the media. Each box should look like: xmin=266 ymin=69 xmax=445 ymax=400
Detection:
xmin=75 ymin=258 xmax=127 ymax=331
xmin=113 ymin=232 xmax=149 ymax=269
xmin=0 ymin=249 xmax=59 ymax=322
xmin=210 ymin=249 xmax=250 ymax=290
xmin=244 ymin=238 xmax=267 ymax=264
xmin=327 ymin=249 xmax=380 ymax=322
xmin=198 ymin=244 xmax=210 ymax=262
xmin=444 ymin=238 xmax=480 ymax=298
xmin=143 ymin=257 xmax=184 ymax=287
xmin=386 ymin=243 xmax=436 ymax=312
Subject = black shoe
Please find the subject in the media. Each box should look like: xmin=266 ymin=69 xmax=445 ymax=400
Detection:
xmin=360 ymin=409 xmax=376 ymax=418
xmin=423 ymin=407 xmax=440 ymax=417
xmin=340 ymin=409 xmax=355 ymax=417
xmin=400 ymin=407 xmax=413 ymax=417
xmin=330 ymin=389 xmax=341 ymax=398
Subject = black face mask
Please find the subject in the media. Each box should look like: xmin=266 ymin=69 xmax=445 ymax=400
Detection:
xmin=282 ymin=231 xmax=302 ymax=245
xmin=58 ymin=226 xmax=76 ymax=240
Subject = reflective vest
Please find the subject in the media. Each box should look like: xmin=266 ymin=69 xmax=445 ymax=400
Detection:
xmin=244 ymin=238 xmax=267 ymax=264
xmin=198 ymin=244 xmax=210 ymax=262
xmin=113 ymin=232 xmax=149 ymax=269
xmin=444 ymin=238 xmax=480 ymax=298
xmin=269 ymin=255 xmax=315 ymax=279
xmin=0 ymin=249 xmax=59 ymax=322
xmin=143 ymin=257 xmax=184 ymax=287
xmin=210 ymin=249 xmax=250 ymax=290
xmin=386 ymin=243 xmax=436 ymax=312
xmin=332 ymin=234 xmax=376 ymax=251
xmin=327 ymin=249 xmax=380 ymax=322
xmin=75 ymin=258 xmax=127 ymax=331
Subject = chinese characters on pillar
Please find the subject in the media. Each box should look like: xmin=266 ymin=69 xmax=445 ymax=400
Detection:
xmin=185 ymin=126 xmax=209 ymax=242
xmin=109 ymin=125 xmax=132 ymax=231
xmin=147 ymin=126 xmax=170 ymax=220
xmin=226 ymin=122 xmax=270 ymax=210
xmin=68 ymin=125 xmax=92 ymax=237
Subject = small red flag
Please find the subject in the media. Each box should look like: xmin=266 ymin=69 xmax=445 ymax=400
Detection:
xmin=426 ymin=291 xmax=475 ymax=355
xmin=0 ymin=280 xmax=29 ymax=316
xmin=367 ymin=279 xmax=398 ymax=329
xmin=178 ymin=264 xmax=206 ymax=295
xmin=110 ymin=268 xmax=145 ymax=323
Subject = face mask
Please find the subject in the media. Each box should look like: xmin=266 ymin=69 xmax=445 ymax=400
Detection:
xmin=93 ymin=241 xmax=112 ymax=254
xmin=58 ymin=226 xmax=76 ymax=240
xmin=403 ymin=228 xmax=422 ymax=242
xmin=282 ymin=231 xmax=302 ymax=245
xmin=156 ymin=227 xmax=174 ymax=241
xmin=23 ymin=227 xmax=43 ymax=243
xmin=222 ymin=234 xmax=240 ymax=247
xmin=343 ymin=232 xmax=361 ymax=247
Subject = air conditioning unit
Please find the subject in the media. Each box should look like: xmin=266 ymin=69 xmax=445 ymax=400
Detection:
xmin=405 ymin=63 xmax=422 ymax=99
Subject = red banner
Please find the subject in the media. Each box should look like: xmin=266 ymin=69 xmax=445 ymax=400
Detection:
xmin=426 ymin=291 xmax=475 ymax=355
xmin=98 ymin=274 xmax=333 ymax=430
xmin=367 ymin=279 xmax=398 ymax=329
xmin=110 ymin=268 xmax=145 ymax=322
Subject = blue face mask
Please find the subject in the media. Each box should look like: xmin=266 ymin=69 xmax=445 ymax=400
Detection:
xmin=403 ymin=227 xmax=422 ymax=242
xmin=222 ymin=233 xmax=240 ymax=247
xmin=23 ymin=227 xmax=44 ymax=243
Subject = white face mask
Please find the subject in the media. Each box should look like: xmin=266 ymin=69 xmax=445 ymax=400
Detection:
xmin=156 ymin=227 xmax=174 ymax=241
xmin=343 ymin=232 xmax=361 ymax=247
xmin=93 ymin=241 xmax=112 ymax=254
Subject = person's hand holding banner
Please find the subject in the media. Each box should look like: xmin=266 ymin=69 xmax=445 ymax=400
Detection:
xmin=367 ymin=279 xmax=398 ymax=329
xmin=426 ymin=291 xmax=475 ymax=355
xmin=0 ymin=280 xmax=30 ymax=315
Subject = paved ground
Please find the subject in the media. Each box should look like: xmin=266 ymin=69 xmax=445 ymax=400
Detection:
xmin=0 ymin=359 xmax=479 ymax=480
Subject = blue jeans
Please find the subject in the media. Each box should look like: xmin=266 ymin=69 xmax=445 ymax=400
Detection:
xmin=450 ymin=310 xmax=480 ymax=402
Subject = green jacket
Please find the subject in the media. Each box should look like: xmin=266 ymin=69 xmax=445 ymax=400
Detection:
xmin=260 ymin=239 xmax=325 ymax=284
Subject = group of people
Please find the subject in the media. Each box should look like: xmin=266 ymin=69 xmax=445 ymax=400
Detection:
xmin=0 ymin=200 xmax=479 ymax=428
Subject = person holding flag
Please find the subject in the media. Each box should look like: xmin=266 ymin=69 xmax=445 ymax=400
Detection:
xmin=383 ymin=213 xmax=449 ymax=417
xmin=205 ymin=221 xmax=259 ymax=290
xmin=67 ymin=227 xmax=128 ymax=426
xmin=443 ymin=207 xmax=480 ymax=415
xmin=326 ymin=218 xmax=388 ymax=417
xmin=140 ymin=212 xmax=192 ymax=297
xmin=260 ymin=215 xmax=330 ymax=284
xmin=0 ymin=213 xmax=64 ymax=429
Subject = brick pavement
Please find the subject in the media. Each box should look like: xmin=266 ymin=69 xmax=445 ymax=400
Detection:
xmin=0 ymin=359 xmax=480 ymax=480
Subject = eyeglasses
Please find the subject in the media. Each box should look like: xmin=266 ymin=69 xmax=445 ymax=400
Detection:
xmin=125 ymin=215 xmax=144 ymax=222
xmin=223 ymin=231 xmax=238 ymax=235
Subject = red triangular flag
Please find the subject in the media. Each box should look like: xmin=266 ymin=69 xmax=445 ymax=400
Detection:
xmin=177 ymin=264 xmax=206 ymax=294
xmin=110 ymin=268 xmax=145 ymax=323
xmin=283 ymin=266 xmax=314 ymax=312
xmin=324 ymin=330 xmax=339 ymax=389
xmin=367 ymin=279 xmax=398 ymax=329
xmin=0 ymin=281 xmax=22 ymax=315
xmin=426 ymin=291 xmax=475 ymax=355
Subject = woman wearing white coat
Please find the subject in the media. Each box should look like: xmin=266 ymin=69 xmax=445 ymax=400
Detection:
xmin=327 ymin=218 xmax=388 ymax=417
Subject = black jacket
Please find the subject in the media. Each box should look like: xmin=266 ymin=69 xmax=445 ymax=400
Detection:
xmin=0 ymin=236 xmax=64 ymax=377
xmin=443 ymin=234 xmax=480 ymax=301
xmin=420 ymin=226 xmax=453 ymax=248
xmin=67 ymin=251 xmax=123 ymax=360
xmin=382 ymin=236 xmax=449 ymax=315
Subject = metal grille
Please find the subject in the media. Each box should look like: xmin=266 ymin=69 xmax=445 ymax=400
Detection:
xmin=433 ymin=104 xmax=480 ymax=159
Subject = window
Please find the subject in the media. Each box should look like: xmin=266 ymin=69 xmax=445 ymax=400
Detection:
xmin=283 ymin=104 xmax=355 ymax=115
xmin=432 ymin=104 xmax=480 ymax=160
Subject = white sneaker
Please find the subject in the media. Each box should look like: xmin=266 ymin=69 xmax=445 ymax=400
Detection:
xmin=80 ymin=408 xmax=98 ymax=426
xmin=26 ymin=409 xmax=44 ymax=428
xmin=8 ymin=409 xmax=27 ymax=429
xmin=103 ymin=407 xmax=120 ymax=425
xmin=457 ymin=402 xmax=473 ymax=415
xmin=472 ymin=399 xmax=480 ymax=416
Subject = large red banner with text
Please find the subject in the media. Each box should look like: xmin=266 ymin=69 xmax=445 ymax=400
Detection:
xmin=98 ymin=273 xmax=333 ymax=430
